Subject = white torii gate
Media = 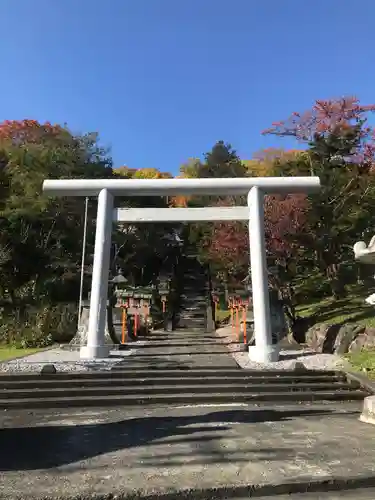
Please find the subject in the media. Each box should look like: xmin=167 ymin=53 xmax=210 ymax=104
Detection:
xmin=43 ymin=176 xmax=321 ymax=363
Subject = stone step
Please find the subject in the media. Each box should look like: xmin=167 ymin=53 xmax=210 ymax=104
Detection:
xmin=176 ymin=325 xmax=206 ymax=330
xmin=179 ymin=306 xmax=207 ymax=311
xmin=179 ymin=311 xmax=208 ymax=316
xmin=0 ymin=368 xmax=345 ymax=382
xmin=0 ymin=390 xmax=368 ymax=409
xmin=0 ymin=374 xmax=349 ymax=390
xmin=178 ymin=314 xmax=206 ymax=319
xmin=177 ymin=323 xmax=206 ymax=329
xmin=180 ymin=299 xmax=208 ymax=303
xmin=180 ymin=294 xmax=208 ymax=305
xmin=178 ymin=311 xmax=206 ymax=316
xmin=179 ymin=297 xmax=208 ymax=302
xmin=0 ymin=382 xmax=359 ymax=400
xmin=178 ymin=308 xmax=206 ymax=312
xmin=177 ymin=311 xmax=207 ymax=316
xmin=178 ymin=310 xmax=207 ymax=315
xmin=180 ymin=308 xmax=206 ymax=318
xmin=177 ymin=322 xmax=206 ymax=327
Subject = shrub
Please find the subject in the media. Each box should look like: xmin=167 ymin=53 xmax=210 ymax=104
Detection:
xmin=0 ymin=303 xmax=77 ymax=348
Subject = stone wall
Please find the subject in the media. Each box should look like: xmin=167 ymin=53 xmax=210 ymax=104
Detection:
xmin=305 ymin=322 xmax=375 ymax=354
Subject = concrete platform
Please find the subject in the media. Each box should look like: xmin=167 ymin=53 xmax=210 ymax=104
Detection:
xmin=1 ymin=402 xmax=375 ymax=499
xmin=250 ymin=492 xmax=375 ymax=499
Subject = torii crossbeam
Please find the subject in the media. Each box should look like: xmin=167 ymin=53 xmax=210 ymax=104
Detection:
xmin=43 ymin=176 xmax=320 ymax=363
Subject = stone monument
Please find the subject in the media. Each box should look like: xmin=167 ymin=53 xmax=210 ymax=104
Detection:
xmin=240 ymin=289 xmax=287 ymax=345
xmin=69 ymin=298 xmax=116 ymax=349
xmin=354 ymin=235 xmax=375 ymax=305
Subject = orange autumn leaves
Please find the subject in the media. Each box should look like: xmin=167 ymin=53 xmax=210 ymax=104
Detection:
xmin=0 ymin=120 xmax=67 ymax=145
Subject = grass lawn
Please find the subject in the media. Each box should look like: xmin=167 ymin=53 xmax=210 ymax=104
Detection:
xmin=214 ymin=288 xmax=375 ymax=377
xmin=215 ymin=308 xmax=231 ymax=323
xmin=344 ymin=350 xmax=375 ymax=379
xmin=296 ymin=291 xmax=375 ymax=328
xmin=0 ymin=346 xmax=45 ymax=362
xmin=296 ymin=287 xmax=375 ymax=377
xmin=217 ymin=288 xmax=375 ymax=328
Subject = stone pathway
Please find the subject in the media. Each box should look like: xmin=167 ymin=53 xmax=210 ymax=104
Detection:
xmin=0 ymin=327 xmax=348 ymax=374
xmin=121 ymin=329 xmax=240 ymax=369
xmin=1 ymin=402 xmax=374 ymax=499
xmin=0 ymin=329 xmax=240 ymax=373
xmin=1 ymin=329 xmax=374 ymax=498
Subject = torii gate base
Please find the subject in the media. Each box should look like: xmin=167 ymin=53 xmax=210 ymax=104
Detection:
xmin=43 ymin=176 xmax=320 ymax=364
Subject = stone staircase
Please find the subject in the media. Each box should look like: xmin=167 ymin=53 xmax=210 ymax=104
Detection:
xmin=175 ymin=255 xmax=211 ymax=331
xmin=0 ymin=326 xmax=371 ymax=409
xmin=0 ymin=367 xmax=369 ymax=409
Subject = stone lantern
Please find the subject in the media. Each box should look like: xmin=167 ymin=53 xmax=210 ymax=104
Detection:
xmin=211 ymin=288 xmax=221 ymax=319
xmin=111 ymin=269 xmax=128 ymax=307
xmin=136 ymin=287 xmax=154 ymax=334
xmin=158 ymin=275 xmax=170 ymax=331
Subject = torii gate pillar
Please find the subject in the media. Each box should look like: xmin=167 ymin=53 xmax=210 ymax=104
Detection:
xmin=80 ymin=188 xmax=114 ymax=360
xmin=247 ymin=187 xmax=277 ymax=362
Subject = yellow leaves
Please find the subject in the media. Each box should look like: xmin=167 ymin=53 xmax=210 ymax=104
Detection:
xmin=179 ymin=158 xmax=202 ymax=178
xmin=243 ymin=149 xmax=304 ymax=177
xmin=169 ymin=195 xmax=189 ymax=207
xmin=115 ymin=166 xmax=172 ymax=180
xmin=116 ymin=166 xmax=136 ymax=178
xmin=133 ymin=168 xmax=163 ymax=179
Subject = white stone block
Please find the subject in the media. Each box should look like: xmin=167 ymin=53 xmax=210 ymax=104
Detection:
xmin=248 ymin=344 xmax=280 ymax=363
xmin=360 ymin=395 xmax=375 ymax=425
xmin=80 ymin=344 xmax=110 ymax=360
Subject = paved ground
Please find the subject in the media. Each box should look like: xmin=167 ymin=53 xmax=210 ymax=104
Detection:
xmin=251 ymin=492 xmax=375 ymax=499
xmin=1 ymin=402 xmax=375 ymax=499
xmin=0 ymin=330 xmax=240 ymax=372
xmin=122 ymin=329 xmax=240 ymax=369
xmin=1 ymin=330 xmax=374 ymax=499
xmin=0 ymin=327 xmax=346 ymax=373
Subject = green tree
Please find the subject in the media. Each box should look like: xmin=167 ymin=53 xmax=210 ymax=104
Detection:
xmin=265 ymin=98 xmax=375 ymax=298
xmin=0 ymin=121 xmax=113 ymax=305
xmin=178 ymin=142 xmax=248 ymax=288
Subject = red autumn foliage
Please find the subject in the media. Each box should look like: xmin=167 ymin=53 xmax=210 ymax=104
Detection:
xmin=202 ymin=198 xmax=248 ymax=276
xmin=0 ymin=119 xmax=66 ymax=145
xmin=262 ymin=96 xmax=375 ymax=169
xmin=262 ymin=96 xmax=375 ymax=140
xmin=207 ymin=194 xmax=309 ymax=278
xmin=209 ymin=220 xmax=249 ymax=270
xmin=264 ymin=194 xmax=309 ymax=261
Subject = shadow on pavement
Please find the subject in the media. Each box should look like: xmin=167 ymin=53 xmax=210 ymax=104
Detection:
xmin=0 ymin=407 xmax=355 ymax=471
xmin=278 ymin=351 xmax=317 ymax=361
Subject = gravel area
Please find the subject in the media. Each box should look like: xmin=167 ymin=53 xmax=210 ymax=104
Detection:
xmin=0 ymin=344 xmax=144 ymax=374
xmin=215 ymin=326 xmax=349 ymax=371
xmin=0 ymin=330 xmax=349 ymax=374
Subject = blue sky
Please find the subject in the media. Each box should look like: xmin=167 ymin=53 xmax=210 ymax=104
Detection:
xmin=1 ymin=0 xmax=375 ymax=174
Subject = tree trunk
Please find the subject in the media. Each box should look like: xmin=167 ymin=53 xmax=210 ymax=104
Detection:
xmin=326 ymin=263 xmax=347 ymax=298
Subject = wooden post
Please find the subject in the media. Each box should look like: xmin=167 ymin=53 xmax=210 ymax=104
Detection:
xmin=235 ymin=299 xmax=240 ymax=341
xmin=242 ymin=303 xmax=247 ymax=345
xmin=121 ymin=301 xmax=127 ymax=344
xmin=229 ymin=298 xmax=234 ymax=330
xmin=162 ymin=298 xmax=168 ymax=331
xmin=144 ymin=303 xmax=150 ymax=335
xmin=213 ymin=295 xmax=219 ymax=319
xmin=134 ymin=307 xmax=138 ymax=338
